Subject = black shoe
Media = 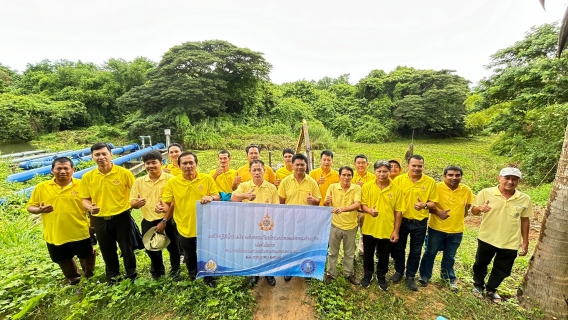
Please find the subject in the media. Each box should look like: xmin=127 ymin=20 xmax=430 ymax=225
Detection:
xmin=249 ymin=276 xmax=259 ymax=286
xmin=347 ymin=275 xmax=360 ymax=286
xmin=418 ymin=277 xmax=428 ymax=287
xmin=284 ymin=276 xmax=292 ymax=282
xmin=378 ymin=277 xmax=389 ymax=291
xmin=360 ymin=275 xmax=372 ymax=288
xmin=170 ymin=270 xmax=181 ymax=282
xmin=324 ymin=275 xmax=333 ymax=285
xmin=390 ymin=272 xmax=403 ymax=283
xmin=205 ymin=279 xmax=217 ymax=288
xmin=406 ymin=277 xmax=418 ymax=291
xmin=266 ymin=276 xmax=276 ymax=286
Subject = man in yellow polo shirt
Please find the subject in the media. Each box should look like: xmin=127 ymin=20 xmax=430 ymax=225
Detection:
xmin=209 ymin=150 xmax=238 ymax=200
xmin=236 ymin=144 xmax=275 ymax=184
xmin=130 ymin=150 xmax=180 ymax=280
xmin=278 ymin=153 xmax=321 ymax=281
xmin=360 ymin=160 xmax=404 ymax=290
xmin=162 ymin=143 xmax=183 ymax=176
xmin=391 ymin=154 xmax=438 ymax=291
xmin=161 ymin=151 xmax=220 ymax=288
xmin=309 ymin=150 xmax=340 ymax=206
xmin=80 ymin=142 xmax=136 ymax=283
xmin=352 ymin=154 xmax=374 ymax=258
xmin=323 ymin=166 xmax=361 ymax=286
xmin=275 ymin=148 xmax=294 ymax=188
xmin=470 ymin=167 xmax=532 ymax=303
xmin=231 ymin=159 xmax=279 ymax=286
xmin=27 ymin=157 xmax=96 ymax=285
xmin=418 ymin=166 xmax=474 ymax=291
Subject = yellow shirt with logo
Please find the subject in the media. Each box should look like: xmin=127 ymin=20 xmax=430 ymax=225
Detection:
xmin=234 ymin=180 xmax=279 ymax=204
xmin=28 ymin=178 xmax=90 ymax=245
xmin=236 ymin=164 xmax=276 ymax=184
xmin=130 ymin=172 xmax=174 ymax=222
xmin=474 ymin=186 xmax=533 ymax=250
xmin=309 ymin=168 xmax=340 ymax=206
xmin=429 ymin=182 xmax=474 ymax=233
xmin=361 ymin=180 xmax=405 ymax=239
xmin=161 ymin=172 xmax=219 ymax=238
xmin=79 ymin=165 xmax=134 ymax=217
xmin=162 ymin=163 xmax=182 ymax=177
xmin=278 ymin=175 xmax=321 ymax=205
xmin=326 ymin=183 xmax=361 ymax=230
xmin=392 ymin=173 xmax=439 ymax=220
xmin=352 ymin=171 xmax=374 ymax=185
xmin=275 ymin=166 xmax=293 ymax=181
xmin=209 ymin=168 xmax=237 ymax=193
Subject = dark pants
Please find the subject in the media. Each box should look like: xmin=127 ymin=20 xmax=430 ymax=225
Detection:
xmin=472 ymin=239 xmax=517 ymax=292
xmin=141 ymin=218 xmax=181 ymax=278
xmin=363 ymin=235 xmax=392 ymax=277
xmin=178 ymin=235 xmax=214 ymax=284
xmin=393 ymin=218 xmax=428 ymax=278
xmin=419 ymin=227 xmax=463 ymax=283
xmin=92 ymin=210 xmax=137 ymax=281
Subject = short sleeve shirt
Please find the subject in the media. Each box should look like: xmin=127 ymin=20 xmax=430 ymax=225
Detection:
xmin=130 ymin=172 xmax=174 ymax=221
xmin=79 ymin=165 xmax=134 ymax=217
xmin=234 ymin=180 xmax=279 ymax=204
xmin=361 ymin=180 xmax=405 ymax=239
xmin=392 ymin=173 xmax=439 ymax=220
xmin=309 ymin=168 xmax=340 ymax=206
xmin=428 ymin=182 xmax=474 ymax=233
xmin=277 ymin=175 xmax=321 ymax=205
xmin=236 ymin=164 xmax=276 ymax=184
xmin=209 ymin=168 xmax=237 ymax=193
xmin=326 ymin=183 xmax=361 ymax=230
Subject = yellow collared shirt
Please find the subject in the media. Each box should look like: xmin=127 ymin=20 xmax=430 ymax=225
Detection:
xmin=161 ymin=172 xmax=219 ymax=238
xmin=474 ymin=186 xmax=533 ymax=250
xmin=79 ymin=165 xmax=134 ymax=217
xmin=28 ymin=178 xmax=90 ymax=245
xmin=236 ymin=164 xmax=276 ymax=184
xmin=162 ymin=163 xmax=182 ymax=177
xmin=326 ymin=183 xmax=361 ymax=230
xmin=275 ymin=166 xmax=293 ymax=181
xmin=361 ymin=180 xmax=405 ymax=239
xmin=277 ymin=175 xmax=321 ymax=205
xmin=209 ymin=168 xmax=237 ymax=193
xmin=234 ymin=180 xmax=279 ymax=204
xmin=429 ymin=182 xmax=474 ymax=233
xmin=352 ymin=171 xmax=374 ymax=185
xmin=392 ymin=173 xmax=439 ymax=220
xmin=309 ymin=168 xmax=340 ymax=205
xmin=130 ymin=172 xmax=174 ymax=222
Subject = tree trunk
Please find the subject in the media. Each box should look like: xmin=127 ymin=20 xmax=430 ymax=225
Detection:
xmin=519 ymin=122 xmax=568 ymax=319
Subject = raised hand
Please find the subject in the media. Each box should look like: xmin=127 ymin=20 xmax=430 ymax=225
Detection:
xmin=479 ymin=200 xmax=491 ymax=213
xmin=370 ymin=205 xmax=379 ymax=217
xmin=132 ymin=193 xmax=146 ymax=209
xmin=246 ymin=187 xmax=257 ymax=201
xmin=307 ymin=192 xmax=315 ymax=204
xmin=317 ymin=175 xmax=325 ymax=185
xmin=38 ymin=201 xmax=54 ymax=214
xmin=326 ymin=193 xmax=333 ymax=205
xmin=414 ymin=196 xmax=427 ymax=211
xmin=234 ymin=172 xmax=242 ymax=186
xmin=436 ymin=209 xmax=451 ymax=220
xmin=155 ymin=198 xmax=165 ymax=213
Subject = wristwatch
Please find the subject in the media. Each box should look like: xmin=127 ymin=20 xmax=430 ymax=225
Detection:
xmin=161 ymin=219 xmax=168 ymax=224
xmin=423 ymin=203 xmax=428 ymax=210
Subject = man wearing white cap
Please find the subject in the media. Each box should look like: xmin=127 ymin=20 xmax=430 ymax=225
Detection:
xmin=470 ymin=167 xmax=533 ymax=303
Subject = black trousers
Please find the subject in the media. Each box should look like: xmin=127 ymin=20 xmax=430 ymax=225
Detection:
xmin=178 ymin=235 xmax=214 ymax=284
xmin=363 ymin=235 xmax=392 ymax=277
xmin=92 ymin=210 xmax=137 ymax=281
xmin=141 ymin=218 xmax=181 ymax=278
xmin=472 ymin=239 xmax=518 ymax=292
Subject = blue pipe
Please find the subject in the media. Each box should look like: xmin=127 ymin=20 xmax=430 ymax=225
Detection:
xmin=7 ymin=143 xmax=140 ymax=182
xmin=17 ymin=143 xmax=117 ymax=169
xmin=7 ymin=150 xmax=73 ymax=164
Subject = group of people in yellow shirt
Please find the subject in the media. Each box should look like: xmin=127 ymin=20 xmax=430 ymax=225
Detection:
xmin=27 ymin=143 xmax=533 ymax=303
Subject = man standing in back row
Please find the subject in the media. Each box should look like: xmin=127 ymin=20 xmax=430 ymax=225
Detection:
xmin=309 ymin=150 xmax=340 ymax=206
xmin=236 ymin=144 xmax=276 ymax=184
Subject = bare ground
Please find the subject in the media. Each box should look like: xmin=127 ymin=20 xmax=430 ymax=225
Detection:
xmin=252 ymin=277 xmax=316 ymax=320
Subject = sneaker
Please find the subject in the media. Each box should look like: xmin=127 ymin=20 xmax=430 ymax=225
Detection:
xmin=450 ymin=282 xmax=459 ymax=292
xmin=180 ymin=255 xmax=185 ymax=264
xmin=471 ymin=285 xmax=484 ymax=299
xmin=324 ymin=275 xmax=333 ymax=285
xmin=347 ymin=275 xmax=360 ymax=286
xmin=249 ymin=276 xmax=259 ymax=286
xmin=284 ymin=276 xmax=292 ymax=282
xmin=378 ymin=277 xmax=389 ymax=291
xmin=418 ymin=277 xmax=428 ymax=287
xmin=360 ymin=275 xmax=372 ymax=288
xmin=406 ymin=277 xmax=418 ymax=291
xmin=390 ymin=272 xmax=403 ymax=283
xmin=266 ymin=276 xmax=276 ymax=286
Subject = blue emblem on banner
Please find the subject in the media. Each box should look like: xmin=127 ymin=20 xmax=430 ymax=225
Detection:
xmin=300 ymin=259 xmax=316 ymax=275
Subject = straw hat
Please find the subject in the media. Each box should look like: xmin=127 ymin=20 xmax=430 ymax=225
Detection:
xmin=142 ymin=227 xmax=171 ymax=251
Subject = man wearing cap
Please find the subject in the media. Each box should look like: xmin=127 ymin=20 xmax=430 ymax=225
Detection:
xmin=27 ymin=157 xmax=96 ymax=285
xmin=309 ymin=150 xmax=340 ymax=206
xmin=80 ymin=142 xmax=137 ymax=283
xmin=236 ymin=144 xmax=276 ymax=184
xmin=275 ymin=148 xmax=294 ymax=188
xmin=418 ymin=165 xmax=474 ymax=291
xmin=231 ymin=159 xmax=279 ymax=286
xmin=470 ymin=167 xmax=532 ymax=303
xmin=390 ymin=154 xmax=438 ymax=291
xmin=210 ymin=150 xmax=238 ymax=200
xmin=130 ymin=150 xmax=180 ymax=280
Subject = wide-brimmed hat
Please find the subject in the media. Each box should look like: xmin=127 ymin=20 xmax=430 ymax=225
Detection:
xmin=142 ymin=227 xmax=171 ymax=251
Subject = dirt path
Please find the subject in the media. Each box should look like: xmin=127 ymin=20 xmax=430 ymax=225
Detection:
xmin=252 ymin=277 xmax=316 ymax=320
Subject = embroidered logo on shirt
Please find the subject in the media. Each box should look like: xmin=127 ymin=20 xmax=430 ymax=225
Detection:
xmin=71 ymin=190 xmax=79 ymax=197
xmin=387 ymin=193 xmax=393 ymax=198
xmin=421 ymin=186 xmax=426 ymax=191
xmin=199 ymin=185 xmax=204 ymax=191
xmin=112 ymin=179 xmax=120 ymax=185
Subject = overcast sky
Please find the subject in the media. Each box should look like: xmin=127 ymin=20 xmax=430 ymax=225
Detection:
xmin=1 ymin=0 xmax=566 ymax=86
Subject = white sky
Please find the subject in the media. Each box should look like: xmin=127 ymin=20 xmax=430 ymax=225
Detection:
xmin=1 ymin=0 xmax=566 ymax=86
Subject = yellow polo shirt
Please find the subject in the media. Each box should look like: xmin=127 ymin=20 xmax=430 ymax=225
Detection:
xmin=275 ymin=166 xmax=293 ymax=181
xmin=361 ymin=181 xmax=405 ymax=239
xmin=278 ymin=175 xmax=321 ymax=205
xmin=161 ymin=172 xmax=219 ymax=238
xmin=392 ymin=173 xmax=439 ymax=220
xmin=234 ymin=180 xmax=279 ymax=204
xmin=429 ymin=182 xmax=474 ymax=233
xmin=209 ymin=168 xmax=237 ymax=193
xmin=79 ymin=165 xmax=134 ymax=217
xmin=162 ymin=163 xmax=182 ymax=177
xmin=27 ymin=178 xmax=90 ymax=245
xmin=236 ymin=164 xmax=276 ymax=184
xmin=130 ymin=172 xmax=174 ymax=222
xmin=326 ymin=183 xmax=361 ymax=230
xmin=474 ymin=186 xmax=533 ymax=250
xmin=309 ymin=168 xmax=340 ymax=205
xmin=352 ymin=171 xmax=374 ymax=185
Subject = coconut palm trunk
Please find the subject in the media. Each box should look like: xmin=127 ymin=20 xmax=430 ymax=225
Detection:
xmin=518 ymin=120 xmax=568 ymax=318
